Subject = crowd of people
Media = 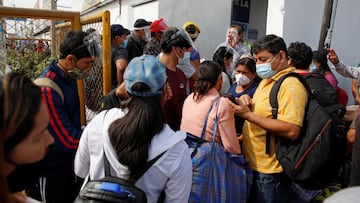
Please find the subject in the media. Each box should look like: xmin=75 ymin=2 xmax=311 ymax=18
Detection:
xmin=2 ymin=16 xmax=360 ymax=203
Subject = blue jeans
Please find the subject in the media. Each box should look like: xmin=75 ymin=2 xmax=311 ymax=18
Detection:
xmin=250 ymin=171 xmax=291 ymax=203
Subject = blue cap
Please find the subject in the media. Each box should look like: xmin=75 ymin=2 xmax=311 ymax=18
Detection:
xmin=124 ymin=55 xmax=167 ymax=97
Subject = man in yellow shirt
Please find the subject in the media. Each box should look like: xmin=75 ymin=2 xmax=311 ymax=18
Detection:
xmin=228 ymin=35 xmax=308 ymax=203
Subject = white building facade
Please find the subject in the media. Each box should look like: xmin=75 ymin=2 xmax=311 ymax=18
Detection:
xmin=82 ymin=0 xmax=360 ymax=104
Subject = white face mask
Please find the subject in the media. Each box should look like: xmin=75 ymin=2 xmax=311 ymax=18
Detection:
xmin=235 ymin=73 xmax=250 ymax=86
xmin=67 ymin=58 xmax=92 ymax=79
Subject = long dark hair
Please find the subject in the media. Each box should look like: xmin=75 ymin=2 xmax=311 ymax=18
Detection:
xmin=313 ymin=50 xmax=332 ymax=75
xmin=0 ymin=73 xmax=42 ymax=203
xmin=193 ymin=61 xmax=222 ymax=101
xmin=212 ymin=46 xmax=233 ymax=82
xmin=108 ymin=82 xmax=164 ymax=181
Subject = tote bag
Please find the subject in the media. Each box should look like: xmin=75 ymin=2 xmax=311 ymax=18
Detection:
xmin=186 ymin=97 xmax=252 ymax=203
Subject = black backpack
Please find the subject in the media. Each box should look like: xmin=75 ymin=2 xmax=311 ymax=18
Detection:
xmin=266 ymin=72 xmax=347 ymax=189
xmin=99 ymin=89 xmax=122 ymax=111
xmin=74 ymin=152 xmax=165 ymax=203
xmin=303 ymin=72 xmax=338 ymax=107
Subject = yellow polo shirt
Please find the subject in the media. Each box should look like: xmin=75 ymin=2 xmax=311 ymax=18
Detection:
xmin=242 ymin=67 xmax=308 ymax=174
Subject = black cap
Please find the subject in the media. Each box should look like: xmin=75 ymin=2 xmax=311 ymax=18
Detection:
xmin=134 ymin=19 xmax=151 ymax=28
xmin=111 ymin=24 xmax=130 ymax=38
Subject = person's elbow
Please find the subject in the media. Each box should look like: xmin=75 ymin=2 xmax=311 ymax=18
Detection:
xmin=223 ymin=143 xmax=241 ymax=154
xmin=286 ymin=125 xmax=302 ymax=141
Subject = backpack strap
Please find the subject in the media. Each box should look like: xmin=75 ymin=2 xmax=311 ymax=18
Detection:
xmin=33 ymin=77 xmax=64 ymax=103
xmin=103 ymin=150 xmax=166 ymax=183
xmin=303 ymin=72 xmax=325 ymax=80
xmin=265 ymin=72 xmax=311 ymax=155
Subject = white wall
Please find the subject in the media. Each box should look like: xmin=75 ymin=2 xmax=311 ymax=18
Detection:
xmin=84 ymin=0 xmax=360 ymax=104
xmin=266 ymin=0 xmax=285 ymax=36
xmin=282 ymin=0 xmax=324 ymax=49
xmin=131 ymin=1 xmax=159 ymax=23
xmin=159 ymin=0 xmax=232 ymax=60
xmin=113 ymin=0 xmax=159 ymax=29
xmin=81 ymin=0 xmax=159 ymax=30
xmin=329 ymin=0 xmax=360 ymax=105
xmin=85 ymin=0 xmax=266 ymax=61
xmin=279 ymin=0 xmax=360 ymax=105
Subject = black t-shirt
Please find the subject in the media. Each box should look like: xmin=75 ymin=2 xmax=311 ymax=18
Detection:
xmin=111 ymin=45 xmax=128 ymax=89
xmin=126 ymin=34 xmax=145 ymax=62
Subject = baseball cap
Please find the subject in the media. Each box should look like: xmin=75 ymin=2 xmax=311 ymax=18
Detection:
xmin=111 ymin=24 xmax=130 ymax=38
xmin=150 ymin=18 xmax=169 ymax=33
xmin=133 ymin=19 xmax=151 ymax=30
xmin=124 ymin=55 xmax=167 ymax=97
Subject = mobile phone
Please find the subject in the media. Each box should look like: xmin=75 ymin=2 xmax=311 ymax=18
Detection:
xmin=223 ymin=94 xmax=237 ymax=104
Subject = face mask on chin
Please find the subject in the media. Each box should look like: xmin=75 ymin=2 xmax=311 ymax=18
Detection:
xmin=256 ymin=54 xmax=278 ymax=79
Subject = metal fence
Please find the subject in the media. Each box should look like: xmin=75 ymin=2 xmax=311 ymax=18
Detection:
xmin=0 ymin=7 xmax=111 ymax=125
xmin=80 ymin=11 xmax=111 ymax=122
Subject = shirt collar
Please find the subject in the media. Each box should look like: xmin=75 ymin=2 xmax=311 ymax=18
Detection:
xmin=271 ymin=67 xmax=296 ymax=81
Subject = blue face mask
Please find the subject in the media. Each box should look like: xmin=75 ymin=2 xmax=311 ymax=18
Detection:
xmin=122 ymin=39 xmax=128 ymax=48
xmin=178 ymin=51 xmax=191 ymax=65
xmin=309 ymin=63 xmax=317 ymax=72
xmin=256 ymin=55 xmax=278 ymax=79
